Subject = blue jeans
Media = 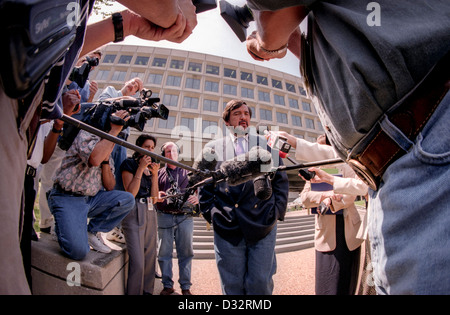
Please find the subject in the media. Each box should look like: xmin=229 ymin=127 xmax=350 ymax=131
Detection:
xmin=369 ymin=91 xmax=450 ymax=294
xmin=157 ymin=212 xmax=194 ymax=290
xmin=214 ymin=225 xmax=277 ymax=295
xmin=48 ymin=188 xmax=134 ymax=260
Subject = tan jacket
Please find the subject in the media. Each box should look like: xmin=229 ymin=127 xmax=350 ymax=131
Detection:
xmin=294 ymin=139 xmax=367 ymax=252
xmin=300 ymin=166 xmax=366 ymax=252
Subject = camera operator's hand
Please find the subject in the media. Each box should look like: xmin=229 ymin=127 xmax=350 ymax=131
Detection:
xmin=87 ymin=80 xmax=98 ymax=102
xmin=187 ymin=194 xmax=199 ymax=206
xmin=148 ymin=162 xmax=160 ymax=177
xmin=156 ymin=191 xmax=167 ymax=203
xmin=61 ymin=90 xmax=81 ymax=116
xmin=109 ymin=110 xmax=130 ymax=136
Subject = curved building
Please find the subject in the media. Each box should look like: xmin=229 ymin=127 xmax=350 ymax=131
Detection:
xmin=90 ymin=44 xmax=324 ymax=197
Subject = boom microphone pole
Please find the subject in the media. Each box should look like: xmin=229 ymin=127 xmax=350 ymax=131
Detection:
xmin=60 ymin=114 xmax=200 ymax=174
xmin=277 ymin=158 xmax=343 ymax=172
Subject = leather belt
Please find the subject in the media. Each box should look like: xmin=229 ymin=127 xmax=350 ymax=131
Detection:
xmin=348 ymin=52 xmax=450 ymax=190
xmin=137 ymin=197 xmax=148 ymax=204
xmin=25 ymin=164 xmax=37 ymax=177
xmin=53 ymin=183 xmax=84 ymax=197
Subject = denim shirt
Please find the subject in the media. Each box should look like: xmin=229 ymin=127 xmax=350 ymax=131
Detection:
xmin=248 ymin=0 xmax=450 ymax=158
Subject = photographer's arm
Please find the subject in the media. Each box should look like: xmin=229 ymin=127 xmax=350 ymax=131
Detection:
xmin=122 ymin=156 xmax=152 ymax=197
xmin=80 ymin=6 xmax=191 ymax=57
xmin=88 ymin=110 xmax=128 ymax=167
xmin=117 ymin=0 xmax=180 ymax=28
xmin=101 ymin=160 xmax=116 ymax=191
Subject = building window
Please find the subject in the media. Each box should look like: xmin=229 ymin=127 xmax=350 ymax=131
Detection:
xmin=286 ymin=83 xmax=296 ymax=93
xmin=152 ymin=57 xmax=167 ymax=67
xmin=188 ymin=61 xmax=202 ymax=72
xmin=258 ymin=91 xmax=270 ymax=103
xmin=305 ymin=118 xmax=315 ymax=129
xmin=158 ymin=115 xmax=176 ymax=129
xmin=299 ymin=86 xmax=307 ymax=96
xmin=260 ymin=109 xmax=272 ymax=121
xmin=224 ymin=68 xmax=236 ymax=79
xmin=276 ymin=112 xmax=288 ymax=124
xmin=180 ymin=117 xmax=195 ymax=132
xmin=274 ymin=94 xmax=285 ymax=106
xmin=111 ymin=70 xmax=127 ymax=81
xmin=289 ymin=98 xmax=299 ymax=109
xmin=130 ymin=72 xmax=145 ymax=80
xmin=185 ymin=78 xmax=201 ymax=90
xmin=118 ymin=55 xmax=132 ymax=64
xmin=206 ymin=65 xmax=219 ymax=75
xmin=170 ymin=59 xmax=185 ymax=70
xmin=162 ymin=94 xmax=179 ymax=107
xmin=302 ymin=101 xmax=312 ymax=112
xmin=203 ymin=99 xmax=219 ymax=112
xmin=272 ymin=79 xmax=283 ymax=89
xmin=135 ymin=56 xmax=149 ymax=66
xmin=223 ymin=84 xmax=237 ymax=96
xmin=202 ymin=120 xmax=218 ymax=134
xmin=292 ymin=115 xmax=302 ymax=127
xmin=103 ymin=54 xmax=116 ymax=63
xmin=183 ymin=96 xmax=199 ymax=109
xmin=96 ymin=70 xmax=110 ymax=80
xmin=147 ymin=73 xmax=163 ymax=85
xmin=205 ymin=80 xmax=219 ymax=92
xmin=241 ymin=71 xmax=253 ymax=82
xmin=257 ymin=75 xmax=268 ymax=86
xmin=241 ymin=87 xmax=254 ymax=99
xmin=166 ymin=75 xmax=182 ymax=87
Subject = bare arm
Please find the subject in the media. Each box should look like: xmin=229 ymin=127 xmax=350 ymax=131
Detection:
xmin=247 ymin=6 xmax=307 ymax=60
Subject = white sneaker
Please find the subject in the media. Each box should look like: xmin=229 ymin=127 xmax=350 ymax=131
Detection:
xmin=88 ymin=232 xmax=112 ymax=254
xmin=106 ymin=227 xmax=126 ymax=244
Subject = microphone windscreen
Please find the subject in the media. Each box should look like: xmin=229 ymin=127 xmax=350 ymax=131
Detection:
xmin=253 ymin=175 xmax=273 ymax=200
xmin=188 ymin=146 xmax=218 ymax=185
xmin=220 ymin=146 xmax=272 ymax=186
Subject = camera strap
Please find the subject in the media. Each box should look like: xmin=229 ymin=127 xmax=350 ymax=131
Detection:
xmin=166 ymin=166 xmax=179 ymax=189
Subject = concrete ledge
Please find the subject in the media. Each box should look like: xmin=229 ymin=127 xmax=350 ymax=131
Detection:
xmin=31 ymin=233 xmax=128 ymax=295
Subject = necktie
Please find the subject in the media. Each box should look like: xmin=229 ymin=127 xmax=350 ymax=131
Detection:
xmin=235 ymin=137 xmax=245 ymax=156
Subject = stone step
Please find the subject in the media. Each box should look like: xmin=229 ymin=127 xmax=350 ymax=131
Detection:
xmin=188 ymin=213 xmax=316 ymax=259
xmin=31 ymin=233 xmax=128 ymax=295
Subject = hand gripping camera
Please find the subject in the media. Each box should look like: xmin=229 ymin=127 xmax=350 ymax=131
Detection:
xmin=68 ymin=56 xmax=99 ymax=89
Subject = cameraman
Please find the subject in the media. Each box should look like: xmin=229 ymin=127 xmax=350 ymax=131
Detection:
xmin=38 ymin=50 xmax=102 ymax=236
xmin=98 ymin=77 xmax=144 ymax=243
xmin=0 ymin=0 xmax=197 ymax=293
xmin=155 ymin=142 xmax=198 ymax=295
xmin=47 ymin=110 xmax=135 ymax=260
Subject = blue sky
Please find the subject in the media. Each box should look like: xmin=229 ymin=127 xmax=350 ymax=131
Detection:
xmin=89 ymin=0 xmax=301 ymax=77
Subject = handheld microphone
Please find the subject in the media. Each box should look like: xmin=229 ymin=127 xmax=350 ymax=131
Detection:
xmin=220 ymin=146 xmax=272 ymax=186
xmin=253 ymin=175 xmax=273 ymax=200
xmin=188 ymin=146 xmax=219 ymax=185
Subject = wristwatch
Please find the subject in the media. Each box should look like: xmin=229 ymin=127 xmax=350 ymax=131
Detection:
xmin=112 ymin=12 xmax=124 ymax=43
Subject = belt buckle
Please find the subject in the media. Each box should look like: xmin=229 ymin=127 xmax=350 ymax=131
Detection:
xmin=347 ymin=159 xmax=378 ymax=191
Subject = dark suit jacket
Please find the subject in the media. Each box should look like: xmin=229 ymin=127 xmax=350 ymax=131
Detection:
xmin=198 ymin=134 xmax=289 ymax=245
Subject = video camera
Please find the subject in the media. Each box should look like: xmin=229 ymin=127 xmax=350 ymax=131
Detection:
xmin=69 ymin=56 xmax=99 ymax=88
xmin=58 ymin=88 xmax=169 ymax=151
xmin=110 ymin=89 xmax=169 ymax=132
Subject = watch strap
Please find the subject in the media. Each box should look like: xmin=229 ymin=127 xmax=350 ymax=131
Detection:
xmin=112 ymin=12 xmax=124 ymax=43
